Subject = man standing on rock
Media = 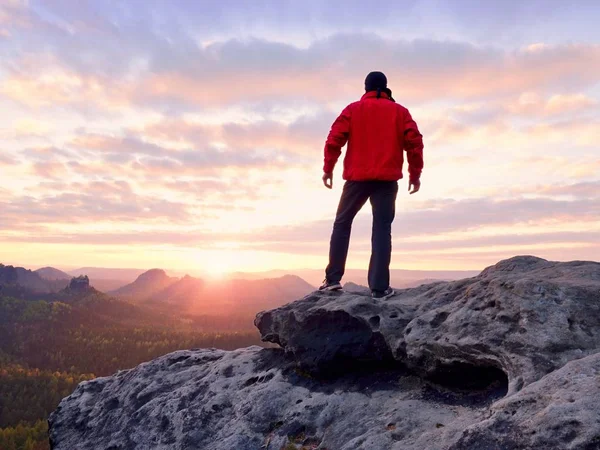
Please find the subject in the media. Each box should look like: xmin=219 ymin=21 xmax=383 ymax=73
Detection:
xmin=319 ymin=71 xmax=424 ymax=299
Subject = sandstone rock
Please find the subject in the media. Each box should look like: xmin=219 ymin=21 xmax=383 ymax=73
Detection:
xmin=256 ymin=256 xmax=600 ymax=395
xmin=49 ymin=256 xmax=600 ymax=449
xmin=48 ymin=346 xmax=497 ymax=450
xmin=449 ymin=352 xmax=600 ymax=450
xmin=68 ymin=275 xmax=91 ymax=292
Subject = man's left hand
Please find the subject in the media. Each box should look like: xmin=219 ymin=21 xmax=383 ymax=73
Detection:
xmin=409 ymin=179 xmax=421 ymax=194
xmin=322 ymin=172 xmax=333 ymax=189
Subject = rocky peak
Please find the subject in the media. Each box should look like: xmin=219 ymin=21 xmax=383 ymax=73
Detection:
xmin=136 ymin=269 xmax=169 ymax=283
xmin=49 ymin=256 xmax=600 ymax=449
xmin=68 ymin=275 xmax=90 ymax=292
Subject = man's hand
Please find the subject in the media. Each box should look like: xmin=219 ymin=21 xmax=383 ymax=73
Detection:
xmin=322 ymin=172 xmax=333 ymax=189
xmin=408 ymin=179 xmax=420 ymax=195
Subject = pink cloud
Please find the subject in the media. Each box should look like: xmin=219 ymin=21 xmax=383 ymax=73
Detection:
xmin=507 ymin=92 xmax=598 ymax=116
xmin=3 ymin=37 xmax=599 ymax=112
xmin=0 ymin=153 xmax=17 ymax=165
xmin=31 ymin=161 xmax=68 ymax=178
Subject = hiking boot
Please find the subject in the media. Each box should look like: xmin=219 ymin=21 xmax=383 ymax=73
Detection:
xmin=319 ymin=279 xmax=342 ymax=291
xmin=371 ymin=287 xmax=395 ymax=300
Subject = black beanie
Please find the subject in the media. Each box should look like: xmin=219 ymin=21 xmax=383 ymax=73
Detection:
xmin=365 ymin=71 xmax=387 ymax=92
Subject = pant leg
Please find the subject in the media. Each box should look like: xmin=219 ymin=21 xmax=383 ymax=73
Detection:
xmin=325 ymin=181 xmax=371 ymax=283
xmin=368 ymin=181 xmax=398 ymax=291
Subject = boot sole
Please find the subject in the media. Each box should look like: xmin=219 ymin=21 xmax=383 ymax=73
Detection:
xmin=372 ymin=289 xmax=395 ymax=300
xmin=319 ymin=285 xmax=342 ymax=291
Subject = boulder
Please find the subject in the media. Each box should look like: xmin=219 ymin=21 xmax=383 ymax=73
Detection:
xmin=256 ymin=256 xmax=600 ymax=395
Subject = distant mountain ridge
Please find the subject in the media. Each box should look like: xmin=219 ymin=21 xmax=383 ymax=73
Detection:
xmin=0 ymin=263 xmax=270 ymax=333
xmin=68 ymin=267 xmax=151 ymax=282
xmin=61 ymin=265 xmax=480 ymax=290
xmin=111 ymin=269 xmax=178 ymax=300
xmin=147 ymin=274 xmax=206 ymax=309
xmin=35 ymin=267 xmax=72 ymax=281
xmin=30 ymin=264 xmax=481 ymax=292
xmin=0 ymin=264 xmax=69 ymax=294
xmin=111 ymin=269 xmax=315 ymax=315
xmin=2 ymin=263 xmax=315 ymax=318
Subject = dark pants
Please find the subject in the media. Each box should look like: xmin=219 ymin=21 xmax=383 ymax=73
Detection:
xmin=326 ymin=180 xmax=398 ymax=291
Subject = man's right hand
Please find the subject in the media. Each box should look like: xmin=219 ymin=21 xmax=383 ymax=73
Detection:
xmin=409 ymin=179 xmax=420 ymax=195
xmin=322 ymin=172 xmax=333 ymax=189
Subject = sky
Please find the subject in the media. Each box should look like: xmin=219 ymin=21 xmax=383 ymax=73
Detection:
xmin=0 ymin=0 xmax=599 ymax=275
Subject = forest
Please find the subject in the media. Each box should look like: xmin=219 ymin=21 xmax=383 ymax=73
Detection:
xmin=0 ymin=294 xmax=266 ymax=450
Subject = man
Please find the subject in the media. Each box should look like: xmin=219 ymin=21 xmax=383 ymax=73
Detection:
xmin=319 ymin=71 xmax=424 ymax=299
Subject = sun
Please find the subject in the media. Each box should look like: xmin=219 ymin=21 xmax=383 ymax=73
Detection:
xmin=204 ymin=259 xmax=231 ymax=280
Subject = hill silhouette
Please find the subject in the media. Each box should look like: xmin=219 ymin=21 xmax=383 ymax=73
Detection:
xmin=110 ymin=269 xmax=315 ymax=316
xmin=110 ymin=269 xmax=178 ymax=300
xmin=34 ymin=267 xmax=71 ymax=281
xmin=0 ymin=264 xmax=68 ymax=295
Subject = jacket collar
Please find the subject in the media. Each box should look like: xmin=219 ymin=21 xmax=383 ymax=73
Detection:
xmin=361 ymin=90 xmax=390 ymax=100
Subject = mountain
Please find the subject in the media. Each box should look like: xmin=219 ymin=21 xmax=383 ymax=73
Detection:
xmin=1 ymin=262 xmax=313 ymax=327
xmin=1 ymin=264 xmax=129 ymax=298
xmin=70 ymin=267 xmax=179 ymax=293
xmin=35 ymin=266 xmax=71 ymax=281
xmin=85 ymin=278 xmax=129 ymax=292
xmin=148 ymin=274 xmax=206 ymax=309
xmin=200 ymin=274 xmax=315 ymax=315
xmin=0 ymin=264 xmax=162 ymax=327
xmin=68 ymin=267 xmax=148 ymax=281
xmin=50 ymin=256 xmax=600 ymax=450
xmin=111 ymin=269 xmax=315 ymax=316
xmin=111 ymin=269 xmax=178 ymax=301
xmin=147 ymin=274 xmax=315 ymax=315
xmin=0 ymin=264 xmax=68 ymax=294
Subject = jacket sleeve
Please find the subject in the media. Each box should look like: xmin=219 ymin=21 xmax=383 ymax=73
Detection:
xmin=403 ymin=109 xmax=424 ymax=182
xmin=323 ymin=105 xmax=351 ymax=173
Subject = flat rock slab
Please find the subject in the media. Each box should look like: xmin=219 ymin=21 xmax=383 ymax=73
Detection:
xmin=49 ymin=347 xmax=497 ymax=450
xmin=49 ymin=347 xmax=600 ymax=450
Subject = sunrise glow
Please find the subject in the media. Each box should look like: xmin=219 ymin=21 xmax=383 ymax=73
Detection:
xmin=1 ymin=1 xmax=599 ymax=273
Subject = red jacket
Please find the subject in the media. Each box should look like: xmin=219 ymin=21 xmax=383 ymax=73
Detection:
xmin=323 ymin=91 xmax=424 ymax=182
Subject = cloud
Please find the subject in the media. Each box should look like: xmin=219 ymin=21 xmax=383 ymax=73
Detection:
xmin=238 ymin=231 xmax=600 ymax=257
xmin=122 ymin=38 xmax=600 ymax=109
xmin=0 ymin=185 xmax=191 ymax=225
xmin=2 ymin=194 xmax=598 ymax=261
xmin=138 ymin=113 xmax=332 ymax=156
xmin=536 ymin=181 xmax=600 ymax=198
xmin=3 ymin=14 xmax=600 ymax=112
xmin=139 ymin=120 xmax=214 ymax=146
xmin=68 ymin=131 xmax=308 ymax=167
xmin=0 ymin=0 xmax=30 ymax=30
xmin=0 ymin=152 xmax=17 ymax=165
xmin=422 ymin=103 xmax=600 ymax=171
xmin=523 ymin=120 xmax=600 ymax=149
xmin=247 ymin=194 xmax=600 ymax=246
xmin=70 ymin=134 xmax=166 ymax=156
xmin=507 ymin=92 xmax=598 ymax=116
xmin=0 ymin=56 xmax=130 ymax=110
xmin=21 ymin=146 xmax=75 ymax=161
xmin=31 ymin=161 xmax=67 ymax=178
